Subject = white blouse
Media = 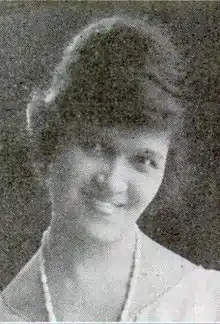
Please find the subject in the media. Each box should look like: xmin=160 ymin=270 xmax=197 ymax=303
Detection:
xmin=1 ymin=230 xmax=220 ymax=322
xmin=132 ymin=267 xmax=220 ymax=322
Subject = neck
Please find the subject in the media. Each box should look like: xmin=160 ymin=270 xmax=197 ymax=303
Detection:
xmin=43 ymin=219 xmax=137 ymax=280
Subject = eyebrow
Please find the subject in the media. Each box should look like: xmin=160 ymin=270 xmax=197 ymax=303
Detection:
xmin=85 ymin=129 xmax=166 ymax=160
xmin=141 ymin=149 xmax=164 ymax=161
xmin=102 ymin=135 xmax=165 ymax=160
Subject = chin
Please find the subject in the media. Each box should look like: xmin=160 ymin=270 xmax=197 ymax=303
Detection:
xmin=87 ymin=223 xmax=126 ymax=243
xmin=75 ymin=218 xmax=126 ymax=244
xmin=62 ymin=209 xmax=129 ymax=244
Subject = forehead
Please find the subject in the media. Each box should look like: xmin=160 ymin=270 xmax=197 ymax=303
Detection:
xmin=79 ymin=125 xmax=170 ymax=155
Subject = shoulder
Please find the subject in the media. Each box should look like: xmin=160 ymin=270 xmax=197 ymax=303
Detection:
xmin=132 ymin=230 xmax=220 ymax=321
xmin=135 ymin=267 xmax=220 ymax=321
xmin=138 ymin=230 xmax=196 ymax=295
xmin=0 ymin=293 xmax=27 ymax=321
xmin=2 ymin=250 xmax=47 ymax=321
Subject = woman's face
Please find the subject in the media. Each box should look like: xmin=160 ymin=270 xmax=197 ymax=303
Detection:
xmin=49 ymin=126 xmax=170 ymax=243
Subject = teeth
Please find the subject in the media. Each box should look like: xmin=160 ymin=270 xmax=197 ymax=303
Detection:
xmin=93 ymin=199 xmax=114 ymax=207
xmin=92 ymin=199 xmax=116 ymax=214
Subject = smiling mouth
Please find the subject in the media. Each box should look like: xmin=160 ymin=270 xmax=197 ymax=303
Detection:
xmin=89 ymin=198 xmax=124 ymax=215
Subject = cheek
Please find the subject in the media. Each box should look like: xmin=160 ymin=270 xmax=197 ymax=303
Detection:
xmin=130 ymin=170 xmax=165 ymax=209
xmin=52 ymin=150 xmax=98 ymax=196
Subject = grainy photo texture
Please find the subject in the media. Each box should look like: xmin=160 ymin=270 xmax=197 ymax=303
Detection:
xmin=0 ymin=1 xmax=219 ymax=322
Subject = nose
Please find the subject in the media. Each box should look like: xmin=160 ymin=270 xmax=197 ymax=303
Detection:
xmin=94 ymin=156 xmax=128 ymax=194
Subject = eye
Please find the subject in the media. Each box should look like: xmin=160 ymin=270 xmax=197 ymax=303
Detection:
xmin=90 ymin=142 xmax=105 ymax=156
xmin=82 ymin=140 xmax=101 ymax=152
xmin=132 ymin=154 xmax=158 ymax=171
xmin=81 ymin=139 xmax=112 ymax=158
xmin=93 ymin=143 xmax=103 ymax=154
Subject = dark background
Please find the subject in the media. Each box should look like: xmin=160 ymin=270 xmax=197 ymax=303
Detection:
xmin=0 ymin=1 xmax=219 ymax=290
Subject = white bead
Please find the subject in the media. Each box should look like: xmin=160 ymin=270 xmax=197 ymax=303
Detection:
xmin=39 ymin=228 xmax=57 ymax=322
xmin=119 ymin=225 xmax=141 ymax=321
xmin=39 ymin=224 xmax=141 ymax=322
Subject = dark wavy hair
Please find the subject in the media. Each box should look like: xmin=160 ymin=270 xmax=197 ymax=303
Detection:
xmin=26 ymin=15 xmax=186 ymax=174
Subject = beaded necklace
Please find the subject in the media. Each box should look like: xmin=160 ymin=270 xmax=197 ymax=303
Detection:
xmin=39 ymin=226 xmax=141 ymax=322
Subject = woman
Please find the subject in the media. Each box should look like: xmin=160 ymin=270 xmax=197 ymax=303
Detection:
xmin=1 ymin=15 xmax=220 ymax=322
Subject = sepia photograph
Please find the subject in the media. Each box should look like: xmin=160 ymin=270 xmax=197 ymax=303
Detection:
xmin=0 ymin=1 xmax=219 ymax=322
